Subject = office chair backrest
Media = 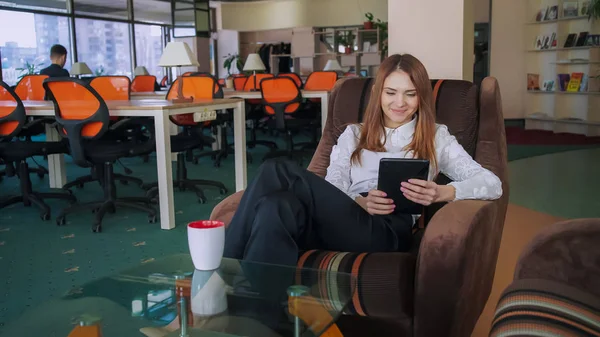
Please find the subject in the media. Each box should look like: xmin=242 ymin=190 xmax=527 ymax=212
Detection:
xmin=130 ymin=75 xmax=156 ymax=92
xmin=243 ymin=73 xmax=273 ymax=91
xmin=232 ymin=76 xmax=247 ymax=91
xmin=188 ymin=73 xmax=224 ymax=97
xmin=43 ymin=78 xmax=110 ymax=167
xmin=260 ymin=77 xmax=302 ymax=130
xmin=166 ymin=76 xmax=219 ymax=126
xmin=304 ymin=71 xmax=338 ymax=91
xmin=278 ymin=73 xmax=303 ymax=88
xmin=0 ymin=80 xmax=26 ymax=139
xmin=14 ymin=74 xmax=49 ymax=100
xmin=160 ymin=75 xmax=168 ymax=87
xmin=90 ymin=76 xmax=131 ymax=100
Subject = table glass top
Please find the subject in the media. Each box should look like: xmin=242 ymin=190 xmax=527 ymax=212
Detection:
xmin=3 ymin=255 xmax=354 ymax=337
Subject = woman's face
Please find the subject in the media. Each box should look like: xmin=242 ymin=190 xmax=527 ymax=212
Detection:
xmin=380 ymin=70 xmax=419 ymax=129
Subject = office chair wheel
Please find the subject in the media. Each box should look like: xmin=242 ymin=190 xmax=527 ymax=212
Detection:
xmin=220 ymin=187 xmax=228 ymax=195
xmin=56 ymin=216 xmax=66 ymax=226
xmin=40 ymin=212 xmax=51 ymax=221
xmin=213 ymin=161 xmax=220 ymax=168
xmin=37 ymin=171 xmax=45 ymax=179
xmin=120 ymin=180 xmax=129 ymax=185
xmin=198 ymin=196 xmax=207 ymax=204
xmin=148 ymin=215 xmax=157 ymax=224
xmin=193 ymin=158 xmax=199 ymax=165
xmin=92 ymin=223 xmax=102 ymax=233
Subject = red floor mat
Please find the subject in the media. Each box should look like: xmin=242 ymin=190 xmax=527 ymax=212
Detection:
xmin=506 ymin=127 xmax=600 ymax=145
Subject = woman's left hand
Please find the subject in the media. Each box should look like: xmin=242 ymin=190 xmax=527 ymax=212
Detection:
xmin=400 ymin=179 xmax=456 ymax=206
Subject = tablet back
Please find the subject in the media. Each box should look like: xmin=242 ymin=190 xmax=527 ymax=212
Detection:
xmin=377 ymin=158 xmax=430 ymax=215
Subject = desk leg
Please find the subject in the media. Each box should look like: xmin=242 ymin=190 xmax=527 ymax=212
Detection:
xmin=233 ymin=102 xmax=247 ymax=191
xmin=45 ymin=124 xmax=66 ymax=188
xmin=320 ymin=93 xmax=329 ymax=133
xmin=155 ymin=113 xmax=176 ymax=230
xmin=170 ymin=123 xmax=178 ymax=162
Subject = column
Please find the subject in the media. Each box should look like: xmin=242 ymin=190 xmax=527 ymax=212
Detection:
xmin=387 ymin=0 xmax=474 ymax=81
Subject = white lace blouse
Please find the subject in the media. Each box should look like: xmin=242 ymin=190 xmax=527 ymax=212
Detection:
xmin=324 ymin=118 xmax=503 ymax=207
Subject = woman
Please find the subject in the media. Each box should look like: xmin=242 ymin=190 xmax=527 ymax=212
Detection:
xmin=223 ymin=54 xmax=502 ymax=267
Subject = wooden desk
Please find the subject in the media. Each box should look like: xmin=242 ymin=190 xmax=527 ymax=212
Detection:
xmin=14 ymin=99 xmax=246 ymax=230
xmin=223 ymin=90 xmax=330 ymax=132
xmin=130 ymin=91 xmax=167 ymax=100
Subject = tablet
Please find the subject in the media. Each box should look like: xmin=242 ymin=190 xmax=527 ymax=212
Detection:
xmin=377 ymin=158 xmax=430 ymax=214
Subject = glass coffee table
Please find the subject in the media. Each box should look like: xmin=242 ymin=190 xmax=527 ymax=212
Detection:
xmin=4 ymin=254 xmax=355 ymax=337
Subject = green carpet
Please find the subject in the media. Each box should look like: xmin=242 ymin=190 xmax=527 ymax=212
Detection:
xmin=0 ymin=132 xmax=599 ymax=334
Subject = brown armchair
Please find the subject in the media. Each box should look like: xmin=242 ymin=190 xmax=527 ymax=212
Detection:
xmin=490 ymin=218 xmax=600 ymax=336
xmin=210 ymin=77 xmax=510 ymax=337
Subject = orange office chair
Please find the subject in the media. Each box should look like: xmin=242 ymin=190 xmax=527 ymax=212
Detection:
xmin=14 ymin=74 xmax=49 ymax=100
xmin=131 ymin=75 xmax=157 ymax=92
xmin=260 ymin=77 xmax=317 ymax=162
xmin=43 ymin=78 xmax=157 ymax=232
xmin=278 ymin=73 xmax=303 ymax=89
xmin=303 ymin=71 xmax=338 ymax=92
xmin=160 ymin=75 xmax=168 ymax=88
xmin=2 ymin=74 xmax=52 ymax=180
xmin=232 ymin=75 xmax=247 ymax=91
xmin=0 ymin=80 xmax=75 ymax=220
xmin=241 ymin=73 xmax=279 ymax=151
xmin=144 ymin=76 xmax=228 ymax=204
xmin=59 ymin=76 xmax=148 ymax=191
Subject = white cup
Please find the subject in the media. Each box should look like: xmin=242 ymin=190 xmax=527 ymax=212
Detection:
xmin=188 ymin=220 xmax=225 ymax=271
xmin=191 ymin=269 xmax=228 ymax=317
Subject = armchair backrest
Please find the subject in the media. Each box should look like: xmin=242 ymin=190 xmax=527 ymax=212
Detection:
xmin=0 ymin=80 xmax=26 ymax=139
xmin=43 ymin=78 xmax=110 ymax=167
xmin=131 ymin=75 xmax=156 ymax=93
xmin=14 ymin=74 xmax=49 ymax=100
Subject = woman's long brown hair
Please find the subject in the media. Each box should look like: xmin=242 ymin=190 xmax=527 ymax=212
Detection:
xmin=350 ymin=54 xmax=437 ymax=172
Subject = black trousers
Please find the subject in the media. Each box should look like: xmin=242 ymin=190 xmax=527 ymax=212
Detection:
xmin=224 ymin=158 xmax=413 ymax=267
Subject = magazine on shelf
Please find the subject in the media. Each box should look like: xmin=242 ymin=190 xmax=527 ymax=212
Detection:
xmin=563 ymin=1 xmax=579 ymax=17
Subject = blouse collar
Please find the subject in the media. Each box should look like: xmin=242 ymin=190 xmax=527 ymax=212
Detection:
xmin=384 ymin=117 xmax=417 ymax=141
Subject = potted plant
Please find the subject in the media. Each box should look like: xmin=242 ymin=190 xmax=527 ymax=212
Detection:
xmin=375 ymin=19 xmax=389 ymax=58
xmin=343 ymin=31 xmax=355 ymax=54
xmin=15 ymin=59 xmax=44 ymax=80
xmin=586 ymin=0 xmax=599 ymax=20
xmin=223 ymin=53 xmax=242 ymax=88
xmin=364 ymin=12 xmax=374 ymax=29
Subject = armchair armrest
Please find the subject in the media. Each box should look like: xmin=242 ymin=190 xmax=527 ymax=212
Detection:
xmin=414 ymin=199 xmax=501 ymax=337
xmin=514 ymin=218 xmax=600 ymax=298
xmin=209 ymin=190 xmax=245 ymax=226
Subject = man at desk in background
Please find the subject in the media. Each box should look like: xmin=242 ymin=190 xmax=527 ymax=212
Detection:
xmin=40 ymin=44 xmax=70 ymax=78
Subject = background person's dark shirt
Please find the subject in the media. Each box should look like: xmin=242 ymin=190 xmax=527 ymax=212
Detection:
xmin=40 ymin=64 xmax=70 ymax=78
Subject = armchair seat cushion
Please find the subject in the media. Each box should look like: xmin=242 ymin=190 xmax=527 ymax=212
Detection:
xmin=297 ymin=250 xmax=416 ymax=319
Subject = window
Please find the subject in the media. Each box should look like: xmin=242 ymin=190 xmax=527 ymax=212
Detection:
xmin=0 ymin=0 xmax=68 ymax=13
xmin=135 ymin=24 xmax=164 ymax=79
xmin=75 ymin=18 xmax=132 ymax=77
xmin=0 ymin=10 xmax=71 ymax=86
xmin=133 ymin=0 xmax=171 ymax=24
xmin=74 ymin=0 xmax=128 ymax=20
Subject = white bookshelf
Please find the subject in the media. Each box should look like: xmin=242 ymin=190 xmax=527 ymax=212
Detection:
xmin=525 ymin=0 xmax=600 ymax=136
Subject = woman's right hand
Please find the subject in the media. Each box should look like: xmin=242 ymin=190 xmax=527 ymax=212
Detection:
xmin=355 ymin=190 xmax=395 ymax=215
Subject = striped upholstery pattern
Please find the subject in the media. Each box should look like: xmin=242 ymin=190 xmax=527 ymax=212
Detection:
xmin=297 ymin=250 xmax=416 ymax=318
xmin=491 ymin=279 xmax=600 ymax=337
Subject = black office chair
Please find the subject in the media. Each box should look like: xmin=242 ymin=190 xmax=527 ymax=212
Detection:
xmin=43 ymin=78 xmax=157 ymax=232
xmin=0 ymin=80 xmax=76 ymax=220
xmin=144 ymin=76 xmax=228 ymax=203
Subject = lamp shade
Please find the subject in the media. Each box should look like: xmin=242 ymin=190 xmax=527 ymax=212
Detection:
xmin=134 ymin=66 xmax=149 ymax=76
xmin=243 ymin=53 xmax=266 ymax=72
xmin=70 ymin=62 xmax=93 ymax=75
xmin=323 ymin=59 xmax=343 ymax=71
xmin=158 ymin=41 xmax=199 ymax=67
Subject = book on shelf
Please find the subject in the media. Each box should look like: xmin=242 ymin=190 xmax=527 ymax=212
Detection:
xmin=557 ymin=74 xmax=571 ymax=91
xmin=543 ymin=80 xmax=555 ymax=91
xmin=563 ymin=1 xmax=579 ymax=17
xmin=564 ymin=33 xmax=577 ymax=48
xmin=534 ymin=33 xmax=557 ymax=50
xmin=527 ymin=73 xmax=540 ymax=90
xmin=580 ymin=75 xmax=588 ymax=92
xmin=576 ymin=32 xmax=589 ymax=47
xmin=546 ymin=5 xmax=558 ymax=20
xmin=567 ymin=72 xmax=584 ymax=91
